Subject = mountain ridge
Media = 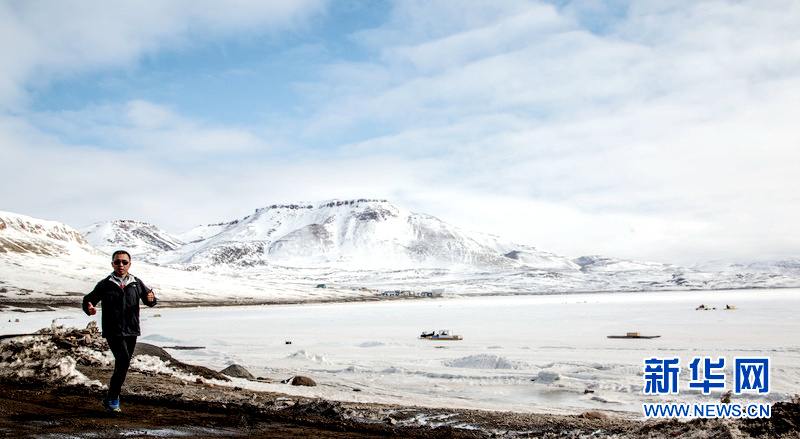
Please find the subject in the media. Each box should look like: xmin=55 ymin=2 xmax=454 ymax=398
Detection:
xmin=1 ymin=210 xmax=98 ymax=257
xmin=3 ymin=202 xmax=800 ymax=304
xmin=83 ymin=199 xmax=580 ymax=271
xmin=80 ymin=220 xmax=184 ymax=256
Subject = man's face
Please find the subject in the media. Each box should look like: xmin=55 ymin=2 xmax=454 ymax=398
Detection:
xmin=112 ymin=254 xmax=131 ymax=278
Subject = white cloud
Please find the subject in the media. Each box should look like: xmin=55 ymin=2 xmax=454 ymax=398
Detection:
xmin=29 ymin=100 xmax=270 ymax=157
xmin=1 ymin=0 xmax=799 ymax=265
xmin=0 ymin=0 xmax=327 ymax=109
xmin=293 ymin=0 xmax=800 ymax=263
xmin=383 ymin=2 xmax=568 ymax=75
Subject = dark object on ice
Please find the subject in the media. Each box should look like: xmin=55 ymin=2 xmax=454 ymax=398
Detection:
xmin=220 ymin=364 xmax=255 ymax=380
xmin=721 ymin=390 xmax=732 ymax=404
xmin=696 ymin=304 xmax=718 ymax=310
xmin=607 ymin=332 xmax=660 ymax=339
xmin=420 ymin=329 xmax=463 ymax=340
xmin=284 ymin=376 xmax=316 ymax=387
xmin=285 ymin=341 xmax=292 ymax=344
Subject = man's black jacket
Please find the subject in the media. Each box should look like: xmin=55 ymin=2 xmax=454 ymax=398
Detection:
xmin=82 ymin=275 xmax=157 ymax=337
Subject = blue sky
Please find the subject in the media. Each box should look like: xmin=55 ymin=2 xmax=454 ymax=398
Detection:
xmin=1 ymin=0 xmax=799 ymax=265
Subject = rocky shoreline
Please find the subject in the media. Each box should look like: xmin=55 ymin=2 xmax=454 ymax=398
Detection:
xmin=0 ymin=324 xmax=798 ymax=437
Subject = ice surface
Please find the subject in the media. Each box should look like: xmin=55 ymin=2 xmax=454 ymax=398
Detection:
xmin=3 ymin=288 xmax=798 ymax=417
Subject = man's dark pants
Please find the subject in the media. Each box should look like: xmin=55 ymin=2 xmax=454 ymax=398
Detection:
xmin=106 ymin=336 xmax=137 ymax=399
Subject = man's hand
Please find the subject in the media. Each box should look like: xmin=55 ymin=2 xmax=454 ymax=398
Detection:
xmin=86 ymin=303 xmax=97 ymax=316
xmin=147 ymin=289 xmax=155 ymax=302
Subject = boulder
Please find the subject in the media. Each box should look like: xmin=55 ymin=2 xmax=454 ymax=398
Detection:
xmin=289 ymin=375 xmax=316 ymax=387
xmin=134 ymin=342 xmax=230 ymax=382
xmin=220 ymin=364 xmax=255 ymax=380
xmin=133 ymin=342 xmax=174 ymax=363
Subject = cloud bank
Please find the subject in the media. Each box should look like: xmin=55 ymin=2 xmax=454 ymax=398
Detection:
xmin=1 ymin=0 xmax=799 ymax=265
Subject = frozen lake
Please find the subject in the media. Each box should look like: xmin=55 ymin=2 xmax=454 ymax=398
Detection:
xmin=3 ymin=288 xmax=799 ymax=416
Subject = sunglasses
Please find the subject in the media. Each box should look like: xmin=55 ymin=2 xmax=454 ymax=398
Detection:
xmin=113 ymin=260 xmax=130 ymax=266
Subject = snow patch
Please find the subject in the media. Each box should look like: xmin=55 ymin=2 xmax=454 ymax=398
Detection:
xmin=536 ymin=371 xmax=562 ymax=383
xmin=288 ymin=349 xmax=327 ymax=363
xmin=445 ymin=354 xmax=528 ymax=370
xmin=0 ymin=335 xmax=100 ymax=387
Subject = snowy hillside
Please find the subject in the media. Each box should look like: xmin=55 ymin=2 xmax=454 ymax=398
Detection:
xmin=1 ymin=202 xmax=800 ymax=305
xmin=80 ymin=220 xmax=184 ymax=255
xmin=693 ymin=258 xmax=800 ymax=275
xmin=0 ymin=211 xmax=109 ymax=302
xmin=0 ymin=211 xmax=343 ymax=304
xmin=0 ymin=211 xmax=99 ymax=257
xmin=121 ymin=199 xmax=582 ymax=271
xmin=573 ymin=255 xmax=671 ymax=272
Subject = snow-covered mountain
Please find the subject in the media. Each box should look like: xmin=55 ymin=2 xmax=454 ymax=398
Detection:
xmin=0 ymin=211 xmax=324 ymax=304
xmin=0 ymin=211 xmax=110 ymax=302
xmin=80 ymin=220 xmax=184 ymax=255
xmin=68 ymin=199 xmax=800 ymax=292
xmin=693 ymin=258 xmax=800 ymax=275
xmin=573 ymin=255 xmax=671 ymax=273
xmin=0 ymin=211 xmax=99 ymax=257
xmin=87 ymin=199 xmax=581 ymax=271
xmin=1 ymin=201 xmax=800 ymax=305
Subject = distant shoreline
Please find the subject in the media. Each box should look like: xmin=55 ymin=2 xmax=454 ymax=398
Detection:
xmin=0 ymin=293 xmax=449 ymax=312
xmin=3 ymin=286 xmax=799 ymax=313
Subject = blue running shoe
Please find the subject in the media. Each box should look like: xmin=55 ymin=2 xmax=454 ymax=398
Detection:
xmin=102 ymin=397 xmax=121 ymax=412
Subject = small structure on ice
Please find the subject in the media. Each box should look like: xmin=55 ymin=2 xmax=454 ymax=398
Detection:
xmin=420 ymin=329 xmax=462 ymax=340
xmin=607 ymin=332 xmax=660 ymax=339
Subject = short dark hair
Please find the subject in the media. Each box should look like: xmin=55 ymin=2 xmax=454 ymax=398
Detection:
xmin=111 ymin=250 xmax=132 ymax=261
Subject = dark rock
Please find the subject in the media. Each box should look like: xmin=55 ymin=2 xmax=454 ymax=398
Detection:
xmin=134 ymin=342 xmax=230 ymax=382
xmin=289 ymin=376 xmax=316 ymax=387
xmin=220 ymin=364 xmax=255 ymax=380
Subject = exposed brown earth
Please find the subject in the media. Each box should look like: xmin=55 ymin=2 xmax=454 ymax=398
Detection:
xmin=2 ymin=373 xmax=799 ymax=438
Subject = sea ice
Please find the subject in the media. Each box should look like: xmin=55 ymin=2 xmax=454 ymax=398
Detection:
xmin=3 ymin=288 xmax=798 ymax=416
